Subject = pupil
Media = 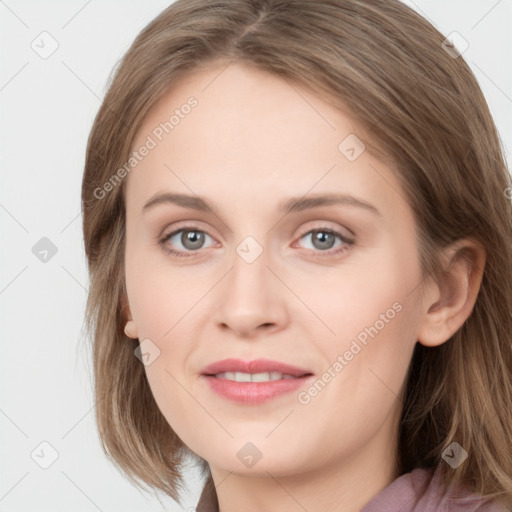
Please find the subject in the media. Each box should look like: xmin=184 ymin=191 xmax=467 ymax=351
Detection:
xmin=314 ymin=231 xmax=335 ymax=250
xmin=183 ymin=230 xmax=204 ymax=250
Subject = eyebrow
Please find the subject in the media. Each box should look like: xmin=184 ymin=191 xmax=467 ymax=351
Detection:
xmin=142 ymin=192 xmax=382 ymax=217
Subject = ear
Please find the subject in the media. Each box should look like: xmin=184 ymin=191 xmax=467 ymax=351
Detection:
xmin=120 ymin=293 xmax=139 ymax=339
xmin=120 ymin=293 xmax=132 ymax=321
xmin=417 ymin=238 xmax=486 ymax=347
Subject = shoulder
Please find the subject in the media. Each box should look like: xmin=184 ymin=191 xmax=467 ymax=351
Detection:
xmin=361 ymin=467 xmax=508 ymax=512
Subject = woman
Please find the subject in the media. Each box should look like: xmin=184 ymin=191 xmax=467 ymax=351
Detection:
xmin=81 ymin=1 xmax=512 ymax=510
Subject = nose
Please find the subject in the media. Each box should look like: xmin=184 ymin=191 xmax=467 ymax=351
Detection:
xmin=214 ymin=242 xmax=289 ymax=338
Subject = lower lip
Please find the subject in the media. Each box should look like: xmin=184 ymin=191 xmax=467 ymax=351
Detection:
xmin=201 ymin=375 xmax=314 ymax=404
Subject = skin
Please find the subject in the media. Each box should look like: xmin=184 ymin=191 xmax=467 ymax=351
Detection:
xmin=122 ymin=61 xmax=485 ymax=512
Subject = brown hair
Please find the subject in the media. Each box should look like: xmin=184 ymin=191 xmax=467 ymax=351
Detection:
xmin=81 ymin=0 xmax=512 ymax=508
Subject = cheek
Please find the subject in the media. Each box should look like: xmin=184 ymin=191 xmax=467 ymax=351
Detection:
xmin=125 ymin=242 xmax=209 ymax=338
xmin=307 ymin=247 xmax=421 ymax=404
xmin=124 ymin=249 xmax=208 ymax=422
xmin=309 ymin=247 xmax=419 ymax=345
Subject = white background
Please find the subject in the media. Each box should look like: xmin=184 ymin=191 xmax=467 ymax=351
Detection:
xmin=1 ymin=1 xmax=511 ymax=511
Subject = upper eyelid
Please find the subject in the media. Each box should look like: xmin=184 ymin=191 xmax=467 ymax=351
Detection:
xmin=159 ymin=219 xmax=209 ymax=236
xmin=160 ymin=221 xmax=351 ymax=236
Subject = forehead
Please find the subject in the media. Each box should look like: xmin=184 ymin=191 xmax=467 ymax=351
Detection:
xmin=125 ymin=62 xmax=406 ymax=222
xmin=132 ymin=61 xmax=355 ymax=151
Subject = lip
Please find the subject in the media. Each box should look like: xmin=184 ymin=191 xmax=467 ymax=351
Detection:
xmin=200 ymin=358 xmax=314 ymax=405
xmin=201 ymin=358 xmax=312 ymax=377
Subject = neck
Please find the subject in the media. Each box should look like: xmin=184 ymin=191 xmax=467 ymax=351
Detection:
xmin=209 ymin=416 xmax=400 ymax=512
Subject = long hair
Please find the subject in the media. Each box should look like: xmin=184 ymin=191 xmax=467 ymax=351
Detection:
xmin=81 ymin=0 xmax=512 ymax=508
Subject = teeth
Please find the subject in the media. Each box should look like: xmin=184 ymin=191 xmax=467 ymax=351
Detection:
xmin=214 ymin=371 xmax=296 ymax=382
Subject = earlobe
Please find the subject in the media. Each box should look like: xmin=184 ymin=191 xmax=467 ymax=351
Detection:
xmin=120 ymin=293 xmax=139 ymax=339
xmin=417 ymin=239 xmax=486 ymax=348
xmin=124 ymin=320 xmax=139 ymax=339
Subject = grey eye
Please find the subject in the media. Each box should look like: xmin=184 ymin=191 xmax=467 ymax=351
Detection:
xmin=299 ymin=230 xmax=343 ymax=251
xmin=164 ymin=228 xmax=215 ymax=253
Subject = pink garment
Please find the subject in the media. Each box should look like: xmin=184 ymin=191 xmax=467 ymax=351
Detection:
xmin=360 ymin=467 xmax=508 ymax=512
xmin=195 ymin=467 xmax=509 ymax=512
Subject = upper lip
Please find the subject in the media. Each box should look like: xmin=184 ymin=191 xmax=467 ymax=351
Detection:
xmin=201 ymin=358 xmax=313 ymax=377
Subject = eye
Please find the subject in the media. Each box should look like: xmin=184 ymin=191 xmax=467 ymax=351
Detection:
xmin=159 ymin=227 xmax=216 ymax=258
xmin=158 ymin=225 xmax=355 ymax=259
xmin=295 ymin=228 xmax=354 ymax=257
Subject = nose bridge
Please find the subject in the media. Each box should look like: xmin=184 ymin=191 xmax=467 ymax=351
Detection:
xmin=214 ymin=232 xmax=287 ymax=334
xmin=229 ymin=234 xmax=272 ymax=301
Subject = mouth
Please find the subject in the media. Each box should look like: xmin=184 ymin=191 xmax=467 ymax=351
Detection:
xmin=208 ymin=371 xmax=312 ymax=382
xmin=200 ymin=358 xmax=314 ymax=404
xmin=201 ymin=357 xmax=313 ymax=378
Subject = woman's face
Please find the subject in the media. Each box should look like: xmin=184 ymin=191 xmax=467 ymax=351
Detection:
xmin=124 ymin=61 xmax=427 ymax=479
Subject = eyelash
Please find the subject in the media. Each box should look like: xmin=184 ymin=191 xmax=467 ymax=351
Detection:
xmin=158 ymin=225 xmax=355 ymax=259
